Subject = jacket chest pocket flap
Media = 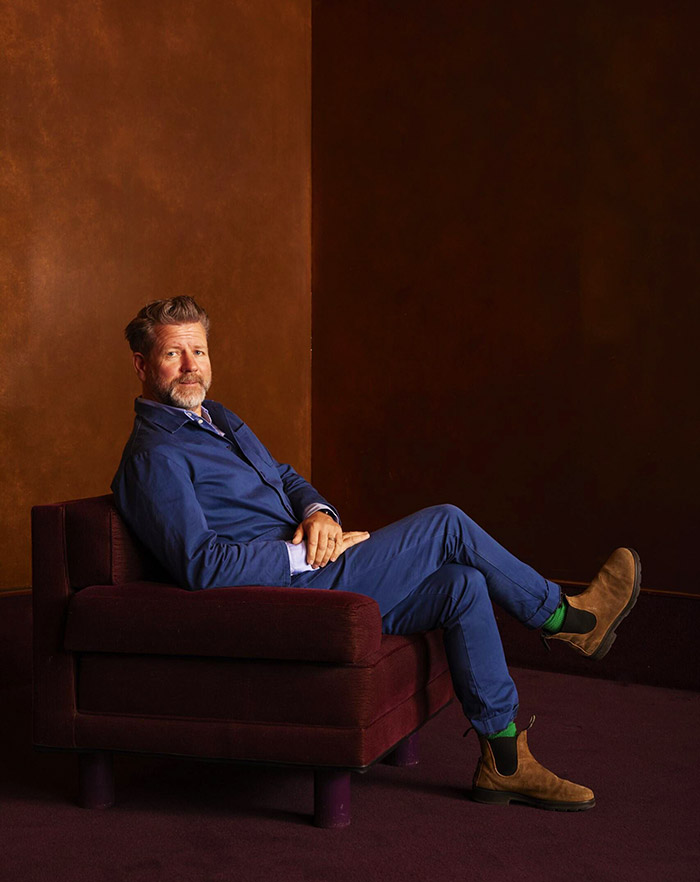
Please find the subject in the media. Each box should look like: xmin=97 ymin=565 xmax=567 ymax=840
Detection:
xmin=233 ymin=425 xmax=280 ymax=482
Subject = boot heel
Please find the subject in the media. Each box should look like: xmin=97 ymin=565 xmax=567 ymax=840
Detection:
xmin=591 ymin=630 xmax=616 ymax=660
xmin=471 ymin=787 xmax=512 ymax=806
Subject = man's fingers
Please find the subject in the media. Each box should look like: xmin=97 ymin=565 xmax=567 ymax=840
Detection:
xmin=300 ymin=515 xmax=345 ymax=566
xmin=313 ymin=533 xmax=330 ymax=567
xmin=306 ymin=525 xmax=319 ymax=564
xmin=330 ymin=531 xmax=370 ymax=561
xmin=328 ymin=530 xmax=347 ymax=562
xmin=343 ymin=531 xmax=370 ymax=545
xmin=315 ymin=526 xmax=343 ymax=567
xmin=319 ymin=536 xmax=336 ymax=568
xmin=298 ymin=512 xmax=352 ymax=567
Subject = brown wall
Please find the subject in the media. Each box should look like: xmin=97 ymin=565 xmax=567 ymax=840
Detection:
xmin=312 ymin=1 xmax=700 ymax=593
xmin=1 ymin=0 xmax=311 ymax=590
xmin=4 ymin=1 xmax=698 ymax=594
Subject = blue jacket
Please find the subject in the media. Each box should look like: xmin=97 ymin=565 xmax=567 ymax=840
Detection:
xmin=111 ymin=398 xmax=335 ymax=589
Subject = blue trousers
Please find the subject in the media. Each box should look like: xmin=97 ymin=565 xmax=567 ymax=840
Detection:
xmin=293 ymin=505 xmax=561 ymax=735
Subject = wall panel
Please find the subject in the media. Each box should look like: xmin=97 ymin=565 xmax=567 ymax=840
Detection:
xmin=1 ymin=0 xmax=311 ymax=589
xmin=312 ymin=0 xmax=700 ymax=593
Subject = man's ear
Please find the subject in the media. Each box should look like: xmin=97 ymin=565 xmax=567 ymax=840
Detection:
xmin=133 ymin=352 xmax=148 ymax=383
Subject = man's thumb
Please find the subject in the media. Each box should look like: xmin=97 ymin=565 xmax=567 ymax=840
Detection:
xmin=291 ymin=524 xmax=303 ymax=544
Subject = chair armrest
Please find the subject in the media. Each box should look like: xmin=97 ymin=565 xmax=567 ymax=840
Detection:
xmin=65 ymin=581 xmax=383 ymax=664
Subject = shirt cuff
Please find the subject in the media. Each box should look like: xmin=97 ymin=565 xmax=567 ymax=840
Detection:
xmin=302 ymin=502 xmax=340 ymax=523
xmin=285 ymin=540 xmax=316 ymax=576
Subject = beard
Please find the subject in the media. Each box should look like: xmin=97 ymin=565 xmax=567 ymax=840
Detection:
xmin=150 ymin=371 xmax=212 ymax=410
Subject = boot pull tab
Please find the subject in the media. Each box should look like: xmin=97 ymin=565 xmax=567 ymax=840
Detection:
xmin=540 ymin=633 xmax=552 ymax=652
xmin=462 ymin=725 xmax=475 ymax=739
xmin=526 ymin=714 xmax=536 ymax=731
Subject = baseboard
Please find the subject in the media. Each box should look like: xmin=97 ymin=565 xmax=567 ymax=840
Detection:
xmin=496 ymin=588 xmax=700 ymax=692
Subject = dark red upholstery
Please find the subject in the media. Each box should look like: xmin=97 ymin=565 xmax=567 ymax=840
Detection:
xmin=65 ymin=582 xmax=382 ymax=663
xmin=63 ymin=494 xmax=169 ymax=588
xmin=76 ymin=629 xmax=446 ymax=724
xmin=32 ymin=495 xmax=454 ymax=810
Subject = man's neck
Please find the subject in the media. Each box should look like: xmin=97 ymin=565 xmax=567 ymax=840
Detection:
xmin=139 ymin=394 xmax=203 ymax=417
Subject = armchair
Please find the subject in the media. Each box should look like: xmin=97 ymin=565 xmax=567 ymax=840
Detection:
xmin=32 ymin=495 xmax=454 ymax=827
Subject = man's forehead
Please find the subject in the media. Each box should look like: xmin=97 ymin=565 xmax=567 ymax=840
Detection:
xmin=152 ymin=322 xmax=208 ymax=349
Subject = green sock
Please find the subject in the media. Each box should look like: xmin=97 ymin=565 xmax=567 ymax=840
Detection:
xmin=487 ymin=721 xmax=517 ymax=740
xmin=542 ymin=599 xmax=567 ymax=635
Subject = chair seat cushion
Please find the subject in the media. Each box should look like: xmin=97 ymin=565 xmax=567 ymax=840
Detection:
xmin=76 ymin=630 xmax=451 ymax=729
xmin=65 ymin=581 xmax=382 ymax=664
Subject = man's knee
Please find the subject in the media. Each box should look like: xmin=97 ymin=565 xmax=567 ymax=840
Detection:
xmin=432 ymin=564 xmax=488 ymax=622
xmin=424 ymin=503 xmax=471 ymax=533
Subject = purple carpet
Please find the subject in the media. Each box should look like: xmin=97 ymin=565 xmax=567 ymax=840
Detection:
xmin=2 ymin=594 xmax=699 ymax=882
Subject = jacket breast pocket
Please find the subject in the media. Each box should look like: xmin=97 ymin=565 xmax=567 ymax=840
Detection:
xmin=234 ymin=425 xmax=279 ymax=475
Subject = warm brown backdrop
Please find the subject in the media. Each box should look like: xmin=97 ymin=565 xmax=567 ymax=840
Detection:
xmin=1 ymin=0 xmax=311 ymax=590
xmin=3 ymin=1 xmax=698 ymax=595
xmin=312 ymin=1 xmax=700 ymax=593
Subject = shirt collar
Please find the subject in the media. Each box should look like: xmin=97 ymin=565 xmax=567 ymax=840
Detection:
xmin=135 ymin=397 xmax=243 ymax=437
xmin=135 ymin=397 xmax=212 ymax=433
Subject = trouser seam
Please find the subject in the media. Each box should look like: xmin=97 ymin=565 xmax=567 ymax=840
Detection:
xmin=384 ymin=584 xmax=517 ymax=731
xmin=453 ymin=533 xmax=546 ymax=605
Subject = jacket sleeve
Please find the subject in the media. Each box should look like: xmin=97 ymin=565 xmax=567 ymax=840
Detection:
xmin=112 ymin=450 xmax=292 ymax=590
xmin=275 ymin=460 xmax=340 ymax=524
xmin=229 ymin=412 xmax=340 ymax=523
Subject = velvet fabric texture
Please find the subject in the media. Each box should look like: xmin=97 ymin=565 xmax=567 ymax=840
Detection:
xmin=75 ymin=631 xmax=447 ymax=725
xmin=65 ymin=582 xmax=382 ymax=663
xmin=32 ymin=495 xmax=454 ymax=771
xmin=64 ymin=494 xmax=170 ymax=588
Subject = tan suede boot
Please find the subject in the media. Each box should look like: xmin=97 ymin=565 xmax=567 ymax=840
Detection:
xmin=545 ymin=547 xmax=641 ymax=660
xmin=471 ymin=719 xmax=595 ymax=811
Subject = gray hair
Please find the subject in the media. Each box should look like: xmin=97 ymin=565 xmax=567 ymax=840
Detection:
xmin=124 ymin=296 xmax=210 ymax=354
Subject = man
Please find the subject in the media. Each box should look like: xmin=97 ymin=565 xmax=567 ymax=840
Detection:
xmin=113 ymin=296 xmax=641 ymax=812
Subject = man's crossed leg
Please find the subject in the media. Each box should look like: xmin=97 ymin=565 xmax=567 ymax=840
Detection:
xmin=293 ymin=504 xmax=640 ymax=811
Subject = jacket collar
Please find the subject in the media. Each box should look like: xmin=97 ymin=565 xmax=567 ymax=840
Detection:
xmin=134 ymin=397 xmax=244 ymax=434
xmin=134 ymin=397 xmax=189 ymax=433
xmin=202 ymin=399 xmax=244 ymax=433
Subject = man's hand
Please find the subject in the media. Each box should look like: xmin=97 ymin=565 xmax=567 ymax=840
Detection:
xmin=291 ymin=511 xmax=370 ymax=568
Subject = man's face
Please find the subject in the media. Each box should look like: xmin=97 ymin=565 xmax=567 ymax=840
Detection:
xmin=133 ymin=322 xmax=212 ymax=414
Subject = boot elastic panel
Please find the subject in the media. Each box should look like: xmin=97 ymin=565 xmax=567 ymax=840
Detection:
xmin=488 ymin=736 xmax=518 ymax=776
xmin=561 ymin=603 xmax=597 ymax=635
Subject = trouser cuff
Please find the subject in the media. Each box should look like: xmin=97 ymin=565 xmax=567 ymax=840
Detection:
xmin=469 ymin=706 xmax=519 ymax=737
xmin=522 ymin=579 xmax=562 ymax=629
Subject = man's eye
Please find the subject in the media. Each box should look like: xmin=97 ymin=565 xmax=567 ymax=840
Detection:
xmin=195 ymin=350 xmax=206 ymax=355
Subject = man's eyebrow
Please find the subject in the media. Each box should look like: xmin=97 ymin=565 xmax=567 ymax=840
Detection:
xmin=158 ymin=342 xmax=207 ymax=351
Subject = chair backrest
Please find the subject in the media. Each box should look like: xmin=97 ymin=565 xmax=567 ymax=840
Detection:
xmin=32 ymin=494 xmax=169 ymax=748
xmin=62 ymin=494 xmax=169 ymax=588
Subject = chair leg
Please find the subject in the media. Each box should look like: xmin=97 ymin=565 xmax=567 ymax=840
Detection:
xmin=383 ymin=732 xmax=420 ymax=767
xmin=79 ymin=751 xmax=114 ymax=809
xmin=313 ymin=769 xmax=351 ymax=828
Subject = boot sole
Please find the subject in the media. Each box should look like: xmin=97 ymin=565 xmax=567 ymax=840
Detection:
xmin=589 ymin=547 xmax=642 ymax=661
xmin=471 ymin=786 xmax=596 ymax=812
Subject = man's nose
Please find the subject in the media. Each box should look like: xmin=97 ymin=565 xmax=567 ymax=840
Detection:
xmin=180 ymin=352 xmax=197 ymax=372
